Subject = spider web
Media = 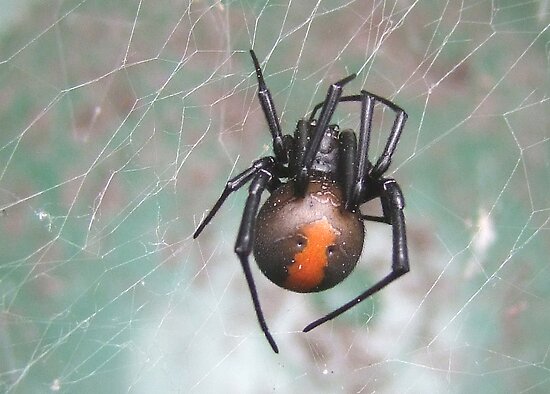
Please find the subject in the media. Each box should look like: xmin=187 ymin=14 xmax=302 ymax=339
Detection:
xmin=0 ymin=0 xmax=549 ymax=392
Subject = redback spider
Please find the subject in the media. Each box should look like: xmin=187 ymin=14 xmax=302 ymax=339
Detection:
xmin=193 ymin=50 xmax=409 ymax=353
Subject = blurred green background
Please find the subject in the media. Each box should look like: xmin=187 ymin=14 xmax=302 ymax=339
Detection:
xmin=1 ymin=1 xmax=549 ymax=392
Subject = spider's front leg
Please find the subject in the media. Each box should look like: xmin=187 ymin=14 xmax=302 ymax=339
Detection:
xmin=234 ymin=170 xmax=280 ymax=353
xmin=295 ymin=73 xmax=356 ymax=195
xmin=249 ymin=50 xmax=288 ymax=165
xmin=303 ymin=178 xmax=409 ymax=332
xmin=344 ymin=90 xmax=408 ymax=208
xmin=368 ymin=94 xmax=407 ymax=179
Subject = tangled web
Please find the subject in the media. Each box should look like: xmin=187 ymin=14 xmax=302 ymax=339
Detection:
xmin=0 ymin=1 xmax=549 ymax=392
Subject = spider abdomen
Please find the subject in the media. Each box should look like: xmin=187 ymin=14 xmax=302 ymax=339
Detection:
xmin=253 ymin=179 xmax=365 ymax=293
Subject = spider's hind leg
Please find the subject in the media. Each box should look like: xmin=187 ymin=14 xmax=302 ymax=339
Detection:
xmin=381 ymin=179 xmax=409 ymax=270
xmin=303 ymin=178 xmax=409 ymax=332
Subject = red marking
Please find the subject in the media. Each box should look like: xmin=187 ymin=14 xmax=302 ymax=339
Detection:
xmin=285 ymin=217 xmax=338 ymax=292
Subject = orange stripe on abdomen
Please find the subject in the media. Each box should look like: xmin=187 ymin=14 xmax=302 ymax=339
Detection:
xmin=284 ymin=217 xmax=338 ymax=292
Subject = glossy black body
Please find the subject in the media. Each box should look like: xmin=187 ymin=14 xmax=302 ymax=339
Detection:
xmin=193 ymin=50 xmax=410 ymax=353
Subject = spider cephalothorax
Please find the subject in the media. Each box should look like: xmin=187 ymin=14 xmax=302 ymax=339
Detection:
xmin=193 ymin=50 xmax=409 ymax=353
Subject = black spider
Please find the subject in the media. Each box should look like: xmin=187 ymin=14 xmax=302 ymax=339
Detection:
xmin=193 ymin=50 xmax=409 ymax=353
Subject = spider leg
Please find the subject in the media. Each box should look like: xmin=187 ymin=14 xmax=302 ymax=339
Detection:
xmin=359 ymin=214 xmax=389 ymax=224
xmin=249 ymin=50 xmax=288 ymax=164
xmin=308 ymin=94 xmax=361 ymax=124
xmin=346 ymin=90 xmax=375 ymax=210
xmin=340 ymin=90 xmax=409 ymax=209
xmin=295 ymin=73 xmax=356 ymax=195
xmin=193 ymin=156 xmax=275 ymax=238
xmin=234 ymin=170 xmax=279 ymax=353
xmin=288 ymin=119 xmax=309 ymax=175
xmin=338 ymin=129 xmax=357 ymax=204
xmin=367 ymin=93 xmax=407 ymax=178
xmin=303 ymin=179 xmax=409 ymax=333
xmin=359 ymin=183 xmax=398 ymax=223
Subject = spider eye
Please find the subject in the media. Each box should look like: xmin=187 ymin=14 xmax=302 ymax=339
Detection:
xmin=327 ymin=245 xmax=336 ymax=256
